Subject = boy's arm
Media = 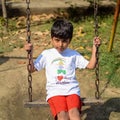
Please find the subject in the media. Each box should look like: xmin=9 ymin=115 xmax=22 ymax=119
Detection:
xmin=86 ymin=37 xmax=100 ymax=69
xmin=25 ymin=43 xmax=37 ymax=73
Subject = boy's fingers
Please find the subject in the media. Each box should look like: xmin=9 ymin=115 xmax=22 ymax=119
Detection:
xmin=24 ymin=43 xmax=33 ymax=51
xmin=94 ymin=37 xmax=101 ymax=42
xmin=93 ymin=37 xmax=101 ymax=47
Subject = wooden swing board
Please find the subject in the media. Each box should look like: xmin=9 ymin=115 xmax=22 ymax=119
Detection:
xmin=24 ymin=98 xmax=105 ymax=108
xmin=24 ymin=100 xmax=48 ymax=108
xmin=81 ymin=98 xmax=105 ymax=106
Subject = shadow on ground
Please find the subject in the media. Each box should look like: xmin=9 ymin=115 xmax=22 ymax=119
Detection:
xmin=82 ymin=97 xmax=120 ymax=120
xmin=0 ymin=55 xmax=9 ymax=65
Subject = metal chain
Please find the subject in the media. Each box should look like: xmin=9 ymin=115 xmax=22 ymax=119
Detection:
xmin=94 ymin=0 xmax=99 ymax=37
xmin=26 ymin=0 xmax=32 ymax=102
xmin=94 ymin=0 xmax=100 ymax=99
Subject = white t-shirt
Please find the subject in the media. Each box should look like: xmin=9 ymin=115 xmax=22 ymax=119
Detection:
xmin=34 ymin=48 xmax=89 ymax=101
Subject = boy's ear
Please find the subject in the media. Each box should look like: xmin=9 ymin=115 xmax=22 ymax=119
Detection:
xmin=51 ymin=38 xmax=54 ymax=44
xmin=51 ymin=37 xmax=53 ymax=41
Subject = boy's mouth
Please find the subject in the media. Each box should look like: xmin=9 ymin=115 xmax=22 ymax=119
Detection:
xmin=56 ymin=47 xmax=65 ymax=53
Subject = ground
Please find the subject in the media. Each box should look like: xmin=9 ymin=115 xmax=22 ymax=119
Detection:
xmin=0 ymin=16 xmax=120 ymax=120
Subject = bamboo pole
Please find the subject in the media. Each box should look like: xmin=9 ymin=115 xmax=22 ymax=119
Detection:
xmin=108 ymin=0 xmax=120 ymax=52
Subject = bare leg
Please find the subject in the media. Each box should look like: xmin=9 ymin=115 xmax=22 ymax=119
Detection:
xmin=68 ymin=108 xmax=81 ymax=120
xmin=57 ymin=111 xmax=69 ymax=120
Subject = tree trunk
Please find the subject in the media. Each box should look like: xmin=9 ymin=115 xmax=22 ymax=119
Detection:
xmin=1 ymin=0 xmax=8 ymax=32
xmin=1 ymin=0 xmax=7 ymax=18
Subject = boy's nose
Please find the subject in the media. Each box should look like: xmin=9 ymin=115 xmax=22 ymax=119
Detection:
xmin=59 ymin=41 xmax=63 ymax=47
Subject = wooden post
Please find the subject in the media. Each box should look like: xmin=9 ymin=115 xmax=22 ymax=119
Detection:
xmin=108 ymin=0 xmax=120 ymax=52
xmin=1 ymin=0 xmax=8 ymax=32
xmin=1 ymin=0 xmax=7 ymax=19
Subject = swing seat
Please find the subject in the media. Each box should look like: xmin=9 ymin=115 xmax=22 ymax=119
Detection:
xmin=24 ymin=97 xmax=105 ymax=108
xmin=24 ymin=100 xmax=48 ymax=107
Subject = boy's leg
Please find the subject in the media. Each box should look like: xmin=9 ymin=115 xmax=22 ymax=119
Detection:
xmin=68 ymin=108 xmax=81 ymax=120
xmin=57 ymin=111 xmax=69 ymax=120
xmin=67 ymin=94 xmax=82 ymax=120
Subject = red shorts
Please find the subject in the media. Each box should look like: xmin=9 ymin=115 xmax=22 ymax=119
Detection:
xmin=47 ymin=94 xmax=82 ymax=119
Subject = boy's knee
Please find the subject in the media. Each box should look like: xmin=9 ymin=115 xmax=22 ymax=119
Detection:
xmin=57 ymin=111 xmax=69 ymax=120
xmin=69 ymin=108 xmax=81 ymax=120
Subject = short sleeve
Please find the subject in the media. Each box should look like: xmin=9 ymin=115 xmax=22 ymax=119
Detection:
xmin=75 ymin=53 xmax=89 ymax=69
xmin=34 ymin=51 xmax=46 ymax=71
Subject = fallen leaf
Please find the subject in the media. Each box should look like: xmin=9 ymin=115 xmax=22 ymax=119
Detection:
xmin=17 ymin=61 xmax=26 ymax=64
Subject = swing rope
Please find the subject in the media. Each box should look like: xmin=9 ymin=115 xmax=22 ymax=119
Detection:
xmin=94 ymin=0 xmax=100 ymax=99
xmin=25 ymin=0 xmax=102 ymax=106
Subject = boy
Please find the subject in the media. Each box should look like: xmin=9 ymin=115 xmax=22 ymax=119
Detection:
xmin=25 ymin=19 xmax=101 ymax=120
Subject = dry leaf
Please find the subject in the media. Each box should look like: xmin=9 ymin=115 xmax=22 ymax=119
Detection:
xmin=17 ymin=60 xmax=26 ymax=64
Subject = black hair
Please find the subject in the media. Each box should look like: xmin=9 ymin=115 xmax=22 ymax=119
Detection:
xmin=51 ymin=19 xmax=73 ymax=41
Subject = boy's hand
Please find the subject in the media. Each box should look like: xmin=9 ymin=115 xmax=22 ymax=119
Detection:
xmin=93 ymin=37 xmax=101 ymax=47
xmin=24 ymin=43 xmax=33 ymax=52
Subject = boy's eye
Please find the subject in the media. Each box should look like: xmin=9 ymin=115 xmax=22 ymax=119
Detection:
xmin=62 ymin=39 xmax=70 ymax=43
xmin=54 ymin=37 xmax=69 ymax=43
xmin=62 ymin=39 xmax=67 ymax=43
xmin=55 ymin=38 xmax=60 ymax=42
xmin=56 ymin=39 xmax=66 ymax=43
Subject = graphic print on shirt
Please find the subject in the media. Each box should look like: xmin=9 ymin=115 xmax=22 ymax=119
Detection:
xmin=51 ymin=58 xmax=67 ymax=84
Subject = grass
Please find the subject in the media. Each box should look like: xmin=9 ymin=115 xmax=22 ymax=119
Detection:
xmin=0 ymin=14 xmax=120 ymax=88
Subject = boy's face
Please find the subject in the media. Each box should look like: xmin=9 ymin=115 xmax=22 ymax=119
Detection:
xmin=51 ymin=37 xmax=70 ymax=53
